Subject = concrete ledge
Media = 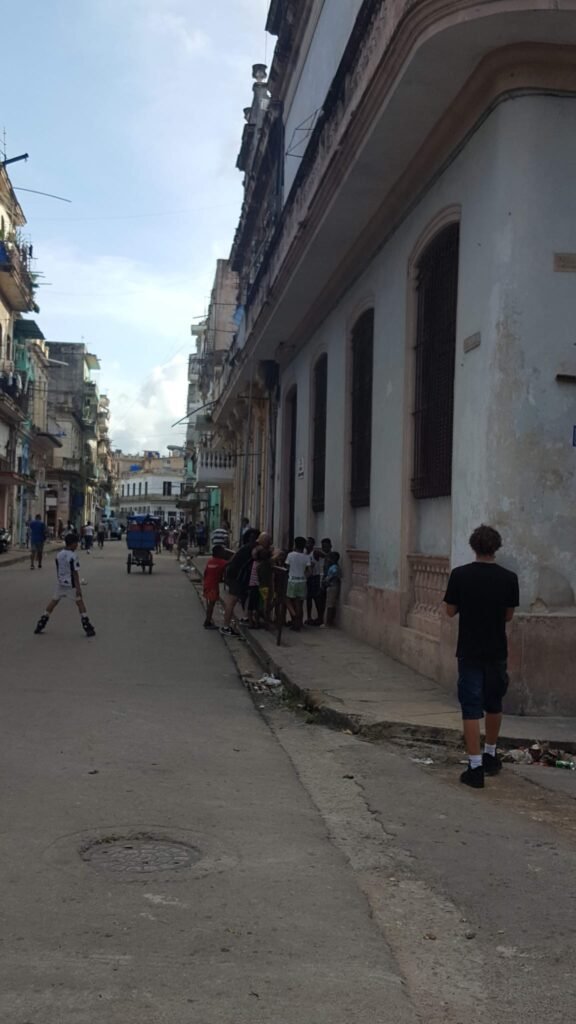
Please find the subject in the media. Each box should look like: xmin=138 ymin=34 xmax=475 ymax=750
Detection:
xmin=238 ymin=623 xmax=576 ymax=755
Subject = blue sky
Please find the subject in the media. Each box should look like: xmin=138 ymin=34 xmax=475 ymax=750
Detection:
xmin=4 ymin=0 xmax=270 ymax=452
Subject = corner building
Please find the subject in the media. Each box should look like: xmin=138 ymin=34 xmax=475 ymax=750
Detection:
xmin=216 ymin=1 xmax=576 ymax=714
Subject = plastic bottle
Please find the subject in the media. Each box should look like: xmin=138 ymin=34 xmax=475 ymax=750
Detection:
xmin=555 ymin=760 xmax=576 ymax=770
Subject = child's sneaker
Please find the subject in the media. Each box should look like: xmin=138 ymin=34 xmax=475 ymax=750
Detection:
xmin=34 ymin=614 xmax=49 ymax=634
xmin=81 ymin=616 xmax=96 ymax=637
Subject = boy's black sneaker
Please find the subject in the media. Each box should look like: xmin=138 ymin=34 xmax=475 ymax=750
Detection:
xmin=460 ymin=765 xmax=485 ymax=789
xmin=219 ymin=626 xmax=246 ymax=640
xmin=34 ymin=614 xmax=49 ymax=634
xmin=81 ymin=616 xmax=96 ymax=637
xmin=482 ymin=752 xmax=502 ymax=775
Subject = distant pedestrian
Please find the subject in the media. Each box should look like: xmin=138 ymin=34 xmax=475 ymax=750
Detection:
xmin=211 ymin=523 xmax=230 ymax=549
xmin=166 ymin=528 xmax=175 ymax=553
xmin=257 ymin=544 xmax=273 ymax=623
xmin=177 ymin=523 xmax=189 ymax=558
xmin=29 ymin=514 xmax=47 ymax=570
xmin=321 ymin=551 xmax=341 ymax=627
xmin=285 ymin=536 xmax=311 ymax=631
xmin=195 ymin=520 xmax=207 ymax=554
xmin=239 ymin=516 xmax=252 ymax=548
xmin=97 ymin=523 xmax=106 ymax=549
xmin=83 ymin=521 xmax=95 ymax=552
xmin=34 ymin=533 xmax=96 ymax=637
xmin=203 ymin=545 xmax=229 ymax=629
xmin=444 ymin=524 xmax=519 ymax=790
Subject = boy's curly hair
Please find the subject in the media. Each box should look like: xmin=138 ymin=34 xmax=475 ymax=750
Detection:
xmin=469 ymin=524 xmax=502 ymax=557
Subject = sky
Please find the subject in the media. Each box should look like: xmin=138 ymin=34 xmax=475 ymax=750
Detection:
xmin=3 ymin=0 xmax=271 ymax=453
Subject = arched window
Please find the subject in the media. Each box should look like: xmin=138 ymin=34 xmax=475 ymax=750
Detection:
xmin=412 ymin=223 xmax=459 ymax=498
xmin=311 ymin=354 xmax=327 ymax=513
xmin=350 ymin=310 xmax=374 ymax=507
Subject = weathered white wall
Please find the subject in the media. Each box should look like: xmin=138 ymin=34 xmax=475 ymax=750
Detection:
xmin=283 ymin=0 xmax=365 ymax=197
xmin=275 ymin=94 xmax=576 ymax=608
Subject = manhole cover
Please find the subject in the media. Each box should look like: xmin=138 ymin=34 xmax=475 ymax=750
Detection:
xmin=80 ymin=833 xmax=202 ymax=874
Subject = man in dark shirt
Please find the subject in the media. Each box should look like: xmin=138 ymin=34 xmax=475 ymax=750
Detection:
xmin=219 ymin=528 xmax=260 ymax=636
xmin=444 ymin=524 xmax=519 ymax=789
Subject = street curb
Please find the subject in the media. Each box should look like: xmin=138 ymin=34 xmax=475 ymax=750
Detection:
xmin=189 ymin=555 xmax=576 ymax=754
xmin=237 ymin=624 xmax=576 ymax=754
xmin=0 ymin=543 xmax=60 ymax=569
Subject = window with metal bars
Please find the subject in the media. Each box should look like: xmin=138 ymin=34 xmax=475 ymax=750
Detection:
xmin=311 ymin=354 xmax=327 ymax=513
xmin=412 ymin=223 xmax=459 ymax=499
xmin=350 ymin=310 xmax=374 ymax=508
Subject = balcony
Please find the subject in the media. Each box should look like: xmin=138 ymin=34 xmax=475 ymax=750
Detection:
xmin=196 ymin=450 xmax=236 ymax=486
xmin=0 ymin=238 xmax=36 ymax=312
xmin=59 ymin=457 xmax=82 ymax=475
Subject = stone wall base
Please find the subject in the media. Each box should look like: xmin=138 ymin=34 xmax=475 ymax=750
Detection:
xmin=341 ymin=584 xmax=576 ymax=716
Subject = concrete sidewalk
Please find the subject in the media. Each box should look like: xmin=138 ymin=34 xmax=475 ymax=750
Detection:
xmin=242 ymin=624 xmax=576 ymax=750
xmin=189 ymin=554 xmax=576 ymax=751
xmin=0 ymin=542 xmax=59 ymax=568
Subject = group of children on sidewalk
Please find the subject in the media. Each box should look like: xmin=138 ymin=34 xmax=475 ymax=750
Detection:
xmin=202 ymin=533 xmax=342 ymax=634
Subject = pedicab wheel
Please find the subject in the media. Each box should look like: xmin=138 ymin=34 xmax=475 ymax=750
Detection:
xmin=127 ymin=554 xmax=132 ymax=574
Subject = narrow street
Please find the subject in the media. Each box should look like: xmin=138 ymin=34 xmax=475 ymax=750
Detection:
xmin=0 ymin=543 xmax=415 ymax=1024
xmin=2 ymin=543 xmax=576 ymax=1023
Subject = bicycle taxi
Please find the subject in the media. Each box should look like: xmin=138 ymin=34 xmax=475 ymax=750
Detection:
xmin=125 ymin=514 xmax=160 ymax=574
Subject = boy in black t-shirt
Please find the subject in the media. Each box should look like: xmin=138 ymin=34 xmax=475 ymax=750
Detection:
xmin=444 ymin=525 xmax=519 ymax=789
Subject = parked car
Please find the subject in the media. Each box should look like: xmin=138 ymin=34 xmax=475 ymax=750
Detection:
xmin=107 ymin=519 xmax=123 ymax=540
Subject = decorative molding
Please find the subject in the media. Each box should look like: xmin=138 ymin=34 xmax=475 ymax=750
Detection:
xmin=406 ymin=553 xmax=450 ymax=639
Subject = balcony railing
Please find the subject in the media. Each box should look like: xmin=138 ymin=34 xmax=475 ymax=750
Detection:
xmin=0 ymin=237 xmax=36 ymax=312
xmin=196 ymin=449 xmax=236 ymax=486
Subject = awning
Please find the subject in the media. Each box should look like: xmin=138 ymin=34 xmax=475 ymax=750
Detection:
xmin=13 ymin=319 xmax=45 ymax=340
xmin=0 ymin=470 xmax=31 ymax=485
xmin=30 ymin=431 xmax=63 ymax=452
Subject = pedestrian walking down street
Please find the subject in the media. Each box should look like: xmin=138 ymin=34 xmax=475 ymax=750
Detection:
xmin=176 ymin=523 xmax=189 ymax=558
xmin=83 ymin=521 xmax=95 ymax=552
xmin=29 ymin=514 xmax=47 ymax=570
xmin=97 ymin=523 xmax=106 ymax=549
xmin=195 ymin=520 xmax=207 ymax=554
xmin=34 ymin=533 xmax=96 ymax=637
xmin=203 ymin=545 xmax=229 ymax=629
xmin=444 ymin=524 xmax=519 ymax=789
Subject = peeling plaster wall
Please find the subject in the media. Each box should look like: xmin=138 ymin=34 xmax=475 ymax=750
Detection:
xmin=275 ymin=94 xmax=576 ymax=614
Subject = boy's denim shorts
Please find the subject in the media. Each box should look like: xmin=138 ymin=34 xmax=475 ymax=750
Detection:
xmin=457 ymin=660 xmax=509 ymax=719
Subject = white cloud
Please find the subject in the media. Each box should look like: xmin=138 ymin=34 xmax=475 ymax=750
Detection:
xmin=108 ymin=352 xmax=189 ymax=454
xmin=36 ymin=242 xmax=209 ymax=452
xmin=38 ymin=241 xmax=212 ymax=341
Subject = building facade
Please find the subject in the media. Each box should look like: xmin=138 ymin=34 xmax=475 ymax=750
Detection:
xmin=45 ymin=343 xmax=102 ymax=531
xmin=114 ymin=452 xmax=185 ymax=523
xmin=186 ymin=261 xmax=239 ymax=537
xmin=0 ymin=163 xmax=41 ymax=531
xmin=206 ymin=0 xmax=576 ymax=714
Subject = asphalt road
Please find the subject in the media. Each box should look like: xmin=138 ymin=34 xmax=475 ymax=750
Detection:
xmin=0 ymin=542 xmax=417 ymax=1024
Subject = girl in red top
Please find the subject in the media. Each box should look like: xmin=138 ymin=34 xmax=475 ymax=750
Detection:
xmin=203 ymin=545 xmax=229 ymax=629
